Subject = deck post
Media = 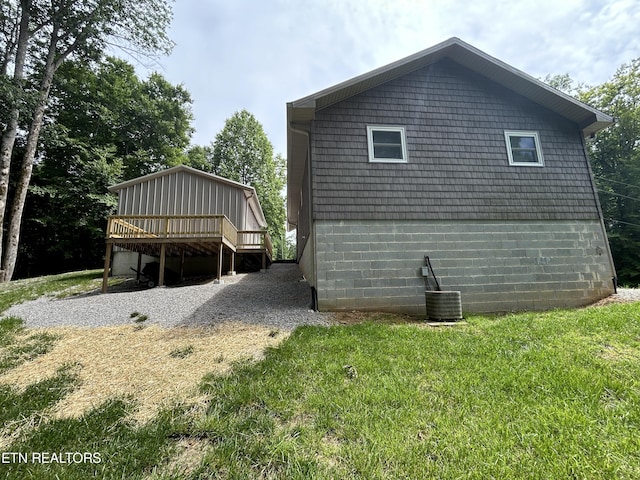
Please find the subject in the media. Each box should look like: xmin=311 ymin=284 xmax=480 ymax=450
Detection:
xmin=217 ymin=244 xmax=223 ymax=281
xmin=179 ymin=247 xmax=185 ymax=282
xmin=158 ymin=243 xmax=166 ymax=287
xmin=228 ymin=251 xmax=236 ymax=276
xmin=136 ymin=253 xmax=142 ymax=281
xmin=101 ymin=242 xmax=113 ymax=293
xmin=262 ymin=251 xmax=267 ymax=270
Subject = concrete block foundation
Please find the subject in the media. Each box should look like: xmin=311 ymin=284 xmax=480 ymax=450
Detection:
xmin=313 ymin=219 xmax=616 ymax=315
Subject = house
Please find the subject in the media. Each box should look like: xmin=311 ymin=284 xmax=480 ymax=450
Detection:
xmin=286 ymin=37 xmax=617 ymax=314
xmin=101 ymin=165 xmax=272 ymax=292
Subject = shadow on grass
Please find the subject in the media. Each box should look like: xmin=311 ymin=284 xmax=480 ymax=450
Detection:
xmin=0 ymin=316 xmax=179 ymax=479
xmin=0 ymin=365 xmax=78 ymax=428
xmin=3 ymin=399 xmax=176 ymax=480
xmin=0 ymin=317 xmax=59 ymax=375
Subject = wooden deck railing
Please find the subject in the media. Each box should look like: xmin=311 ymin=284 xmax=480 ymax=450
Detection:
xmin=106 ymin=215 xmax=273 ymax=259
xmin=237 ymin=230 xmax=273 ymax=258
xmin=107 ymin=215 xmax=238 ymax=247
xmin=103 ymin=215 xmax=273 ymax=292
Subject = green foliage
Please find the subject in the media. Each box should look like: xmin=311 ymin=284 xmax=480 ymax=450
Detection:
xmin=212 ymin=110 xmax=287 ymax=258
xmin=0 ymin=0 xmax=177 ymax=282
xmin=185 ymin=144 xmax=216 ymax=173
xmin=212 ymin=110 xmax=274 ymax=184
xmin=50 ymin=57 xmax=193 ymax=178
xmin=578 ymin=59 xmax=640 ymax=284
xmin=3 ymin=0 xmax=174 ymax=67
xmin=14 ymin=57 xmax=193 ymax=277
xmin=20 ymin=140 xmax=121 ymax=276
xmin=543 ymin=73 xmax=587 ymax=96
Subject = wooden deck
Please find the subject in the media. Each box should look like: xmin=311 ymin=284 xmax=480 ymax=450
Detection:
xmin=102 ymin=215 xmax=273 ymax=292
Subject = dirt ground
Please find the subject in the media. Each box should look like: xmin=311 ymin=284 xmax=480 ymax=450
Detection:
xmin=0 ymin=323 xmax=284 ymax=427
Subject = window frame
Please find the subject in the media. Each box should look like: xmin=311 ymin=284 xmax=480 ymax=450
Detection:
xmin=366 ymin=125 xmax=408 ymax=163
xmin=504 ymin=130 xmax=544 ymax=167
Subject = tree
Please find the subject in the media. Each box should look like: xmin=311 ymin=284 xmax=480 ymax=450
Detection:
xmin=577 ymin=59 xmax=640 ymax=285
xmin=0 ymin=0 xmax=174 ymax=282
xmin=55 ymin=57 xmax=193 ymax=179
xmin=20 ymin=141 xmax=122 ymax=277
xmin=14 ymin=56 xmax=193 ymax=277
xmin=212 ymin=110 xmax=287 ymax=259
xmin=185 ymin=145 xmax=215 ymax=173
xmin=543 ymin=73 xmax=584 ymax=96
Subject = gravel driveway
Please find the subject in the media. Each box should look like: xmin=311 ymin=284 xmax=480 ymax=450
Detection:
xmin=5 ymin=264 xmax=330 ymax=330
xmin=5 ymin=266 xmax=638 ymax=330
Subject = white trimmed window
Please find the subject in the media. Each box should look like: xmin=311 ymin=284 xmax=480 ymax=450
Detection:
xmin=504 ymin=131 xmax=544 ymax=166
xmin=367 ymin=126 xmax=407 ymax=163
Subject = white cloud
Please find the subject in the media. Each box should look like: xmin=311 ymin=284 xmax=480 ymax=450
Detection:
xmin=139 ymin=0 xmax=640 ymax=155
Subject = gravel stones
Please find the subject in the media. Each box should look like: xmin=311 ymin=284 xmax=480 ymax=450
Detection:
xmin=5 ymin=266 xmax=639 ymax=329
xmin=5 ymin=264 xmax=329 ymax=330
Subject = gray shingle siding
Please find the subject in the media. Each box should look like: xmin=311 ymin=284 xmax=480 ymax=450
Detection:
xmin=310 ymin=59 xmax=600 ymax=221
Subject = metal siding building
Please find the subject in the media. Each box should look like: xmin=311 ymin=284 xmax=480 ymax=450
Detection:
xmin=102 ymin=165 xmax=270 ymax=290
xmin=110 ymin=165 xmax=265 ymax=230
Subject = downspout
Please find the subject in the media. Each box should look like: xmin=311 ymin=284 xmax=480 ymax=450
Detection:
xmin=581 ymin=131 xmax=617 ymax=292
xmin=289 ymin=124 xmax=318 ymax=310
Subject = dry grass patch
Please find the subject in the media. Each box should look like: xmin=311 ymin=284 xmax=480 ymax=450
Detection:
xmin=598 ymin=342 xmax=640 ymax=362
xmin=0 ymin=323 xmax=285 ymax=423
xmin=160 ymin=436 xmax=211 ymax=478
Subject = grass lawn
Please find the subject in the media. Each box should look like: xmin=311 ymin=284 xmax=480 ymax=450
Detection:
xmin=0 ymin=275 xmax=639 ymax=479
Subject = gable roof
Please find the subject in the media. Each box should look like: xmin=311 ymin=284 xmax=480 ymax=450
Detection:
xmin=109 ymin=164 xmax=254 ymax=193
xmin=109 ymin=164 xmax=268 ymax=228
xmin=286 ymin=37 xmax=614 ymax=228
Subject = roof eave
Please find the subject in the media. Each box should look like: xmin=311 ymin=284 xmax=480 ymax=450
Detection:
xmin=287 ymin=103 xmax=312 ymax=230
xmin=288 ymin=37 xmax=613 ymax=132
xmin=244 ymin=188 xmax=268 ymax=228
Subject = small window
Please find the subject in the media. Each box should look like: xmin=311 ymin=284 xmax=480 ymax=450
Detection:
xmin=367 ymin=126 xmax=407 ymax=163
xmin=504 ymin=131 xmax=544 ymax=166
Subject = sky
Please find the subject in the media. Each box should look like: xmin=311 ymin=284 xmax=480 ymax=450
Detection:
xmin=136 ymin=0 xmax=640 ymax=157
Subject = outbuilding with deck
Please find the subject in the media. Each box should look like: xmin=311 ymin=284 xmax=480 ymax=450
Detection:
xmin=102 ymin=165 xmax=272 ymax=292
